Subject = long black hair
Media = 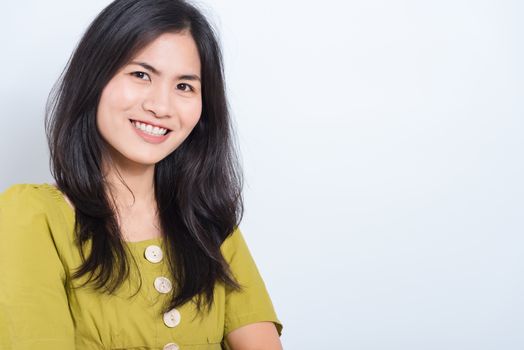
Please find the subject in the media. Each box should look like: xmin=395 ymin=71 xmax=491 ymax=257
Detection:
xmin=45 ymin=0 xmax=243 ymax=315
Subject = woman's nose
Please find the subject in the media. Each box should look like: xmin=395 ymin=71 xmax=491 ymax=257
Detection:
xmin=142 ymin=84 xmax=171 ymax=117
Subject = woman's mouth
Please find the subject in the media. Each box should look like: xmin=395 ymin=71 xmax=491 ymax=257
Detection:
xmin=129 ymin=119 xmax=172 ymax=144
xmin=129 ymin=119 xmax=171 ymax=137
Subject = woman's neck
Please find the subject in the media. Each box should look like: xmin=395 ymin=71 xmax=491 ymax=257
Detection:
xmin=102 ymin=162 xmax=161 ymax=242
xmin=101 ymin=154 xmax=157 ymax=210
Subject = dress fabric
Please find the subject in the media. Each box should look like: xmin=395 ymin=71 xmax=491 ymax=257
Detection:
xmin=0 ymin=183 xmax=282 ymax=350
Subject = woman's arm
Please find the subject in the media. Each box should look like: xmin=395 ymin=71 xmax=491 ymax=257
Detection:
xmin=0 ymin=185 xmax=75 ymax=349
xmin=220 ymin=228 xmax=284 ymax=349
xmin=225 ymin=322 xmax=283 ymax=350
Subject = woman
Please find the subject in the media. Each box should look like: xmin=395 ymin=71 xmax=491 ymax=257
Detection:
xmin=0 ymin=0 xmax=283 ymax=349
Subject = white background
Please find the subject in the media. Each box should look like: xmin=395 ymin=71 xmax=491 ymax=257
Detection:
xmin=1 ymin=1 xmax=523 ymax=349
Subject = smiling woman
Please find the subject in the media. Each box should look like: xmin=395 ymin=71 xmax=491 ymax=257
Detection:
xmin=0 ymin=0 xmax=283 ymax=349
xmin=97 ymin=31 xmax=203 ymax=164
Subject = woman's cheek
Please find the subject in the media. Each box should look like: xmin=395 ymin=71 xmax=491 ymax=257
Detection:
xmin=103 ymin=76 xmax=141 ymax=111
xmin=119 ymin=82 xmax=142 ymax=110
xmin=186 ymin=99 xmax=203 ymax=126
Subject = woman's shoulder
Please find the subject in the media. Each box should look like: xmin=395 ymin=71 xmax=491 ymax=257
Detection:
xmin=219 ymin=226 xmax=259 ymax=273
xmin=0 ymin=182 xmax=60 ymax=216
xmin=220 ymin=226 xmax=245 ymax=257
xmin=0 ymin=182 xmax=72 ymax=263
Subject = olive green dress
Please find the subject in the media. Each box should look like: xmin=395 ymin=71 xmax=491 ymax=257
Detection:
xmin=0 ymin=183 xmax=282 ymax=350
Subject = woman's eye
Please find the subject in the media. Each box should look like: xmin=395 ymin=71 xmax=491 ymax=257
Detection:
xmin=131 ymin=71 xmax=150 ymax=81
xmin=177 ymin=83 xmax=193 ymax=92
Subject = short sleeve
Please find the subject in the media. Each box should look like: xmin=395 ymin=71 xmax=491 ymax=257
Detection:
xmin=220 ymin=226 xmax=283 ymax=337
xmin=0 ymin=184 xmax=75 ymax=350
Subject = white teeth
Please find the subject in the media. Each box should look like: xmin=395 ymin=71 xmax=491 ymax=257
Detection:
xmin=132 ymin=120 xmax=168 ymax=136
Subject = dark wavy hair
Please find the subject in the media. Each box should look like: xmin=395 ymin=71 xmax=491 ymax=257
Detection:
xmin=44 ymin=0 xmax=243 ymax=315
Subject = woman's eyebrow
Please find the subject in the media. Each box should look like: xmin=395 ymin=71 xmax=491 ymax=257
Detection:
xmin=179 ymin=74 xmax=201 ymax=82
xmin=130 ymin=61 xmax=159 ymax=74
xmin=129 ymin=61 xmax=201 ymax=82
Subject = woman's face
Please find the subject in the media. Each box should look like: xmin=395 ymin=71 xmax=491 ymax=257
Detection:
xmin=96 ymin=31 xmax=202 ymax=168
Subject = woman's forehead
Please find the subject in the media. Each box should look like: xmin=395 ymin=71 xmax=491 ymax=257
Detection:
xmin=127 ymin=31 xmax=201 ymax=74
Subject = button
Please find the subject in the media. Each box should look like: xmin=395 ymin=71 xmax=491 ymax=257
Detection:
xmin=144 ymin=245 xmax=163 ymax=263
xmin=154 ymin=276 xmax=173 ymax=294
xmin=163 ymin=308 xmax=181 ymax=328
xmin=163 ymin=343 xmax=179 ymax=350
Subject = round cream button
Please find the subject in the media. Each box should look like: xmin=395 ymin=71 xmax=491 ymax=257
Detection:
xmin=163 ymin=308 xmax=181 ymax=328
xmin=154 ymin=276 xmax=172 ymax=294
xmin=144 ymin=245 xmax=163 ymax=263
xmin=163 ymin=343 xmax=179 ymax=350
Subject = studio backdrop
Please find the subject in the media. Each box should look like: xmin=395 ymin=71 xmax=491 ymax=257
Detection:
xmin=1 ymin=1 xmax=523 ymax=349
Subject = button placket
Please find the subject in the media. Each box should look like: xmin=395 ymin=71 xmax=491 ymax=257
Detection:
xmin=142 ymin=245 xmax=173 ymax=294
xmin=142 ymin=245 xmax=183 ymax=348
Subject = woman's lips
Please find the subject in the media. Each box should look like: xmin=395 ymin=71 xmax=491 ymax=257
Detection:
xmin=129 ymin=119 xmax=171 ymax=144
